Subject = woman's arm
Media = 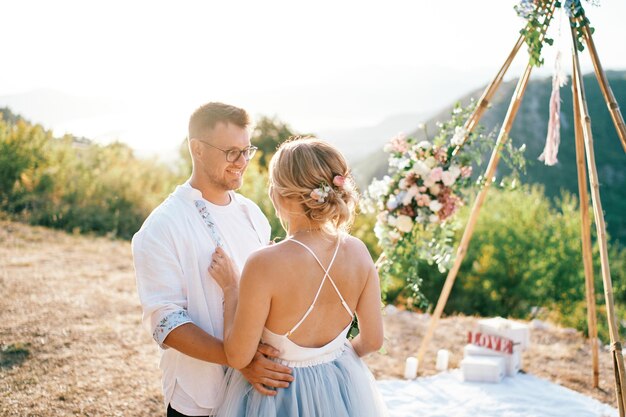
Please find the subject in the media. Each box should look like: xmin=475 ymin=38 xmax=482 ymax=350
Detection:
xmin=351 ymin=261 xmax=384 ymax=357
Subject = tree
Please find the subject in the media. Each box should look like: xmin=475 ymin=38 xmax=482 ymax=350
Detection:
xmin=251 ymin=116 xmax=298 ymax=168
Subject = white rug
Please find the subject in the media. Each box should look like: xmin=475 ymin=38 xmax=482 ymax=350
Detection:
xmin=377 ymin=370 xmax=617 ymax=417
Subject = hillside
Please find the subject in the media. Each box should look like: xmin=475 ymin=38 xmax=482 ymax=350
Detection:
xmin=353 ymin=70 xmax=626 ymax=244
xmin=0 ymin=220 xmax=620 ymax=415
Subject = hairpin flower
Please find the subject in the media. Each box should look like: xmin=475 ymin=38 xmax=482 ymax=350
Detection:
xmin=310 ymin=184 xmax=331 ymax=203
xmin=333 ymin=174 xmax=354 ymax=193
xmin=332 ymin=175 xmax=346 ymax=188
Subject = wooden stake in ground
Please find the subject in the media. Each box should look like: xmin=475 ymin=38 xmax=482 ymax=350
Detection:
xmin=571 ymin=21 xmax=626 ymax=416
xmin=416 ymin=61 xmax=534 ymax=367
xmin=571 ymin=51 xmax=600 ymax=390
xmin=415 ymin=0 xmax=558 ymax=368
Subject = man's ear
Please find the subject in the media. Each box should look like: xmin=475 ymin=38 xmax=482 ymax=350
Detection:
xmin=189 ymin=138 xmax=202 ymax=158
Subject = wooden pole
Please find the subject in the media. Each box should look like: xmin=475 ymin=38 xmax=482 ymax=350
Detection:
xmin=579 ymin=19 xmax=626 ymax=153
xmin=571 ymin=25 xmax=626 ymax=415
xmin=571 ymin=53 xmax=600 ymax=389
xmin=451 ymin=34 xmax=526 ymax=157
xmin=415 ymin=0 xmax=558 ymax=368
xmin=416 ymin=61 xmax=534 ymax=367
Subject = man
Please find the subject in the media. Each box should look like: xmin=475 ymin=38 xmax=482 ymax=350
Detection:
xmin=132 ymin=102 xmax=293 ymax=417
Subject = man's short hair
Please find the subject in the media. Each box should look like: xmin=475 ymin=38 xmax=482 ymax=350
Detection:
xmin=188 ymin=102 xmax=250 ymax=139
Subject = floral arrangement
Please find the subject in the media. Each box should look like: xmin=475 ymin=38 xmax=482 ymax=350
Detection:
xmin=363 ymin=103 xmax=526 ymax=308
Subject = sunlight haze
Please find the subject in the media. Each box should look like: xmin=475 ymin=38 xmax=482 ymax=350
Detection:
xmin=2 ymin=0 xmax=625 ymax=159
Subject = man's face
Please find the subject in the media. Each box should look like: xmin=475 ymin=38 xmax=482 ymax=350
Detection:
xmin=195 ymin=122 xmax=251 ymax=192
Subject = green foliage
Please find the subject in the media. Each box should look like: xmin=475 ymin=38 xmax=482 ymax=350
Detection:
xmin=0 ymin=117 xmax=50 ymax=203
xmin=415 ymin=184 xmax=626 ymax=342
xmin=0 ymin=114 xmax=182 ymax=239
xmin=251 ymin=116 xmax=298 ymax=169
xmin=515 ymin=0 xmax=597 ymax=67
xmin=238 ymin=158 xmax=283 ymax=239
xmin=516 ymin=0 xmax=558 ymax=67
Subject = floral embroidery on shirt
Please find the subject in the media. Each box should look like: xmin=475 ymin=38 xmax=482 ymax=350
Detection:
xmin=153 ymin=309 xmax=192 ymax=348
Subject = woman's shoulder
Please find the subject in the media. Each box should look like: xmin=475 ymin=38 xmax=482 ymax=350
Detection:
xmin=340 ymin=234 xmax=374 ymax=261
xmin=244 ymin=239 xmax=299 ymax=271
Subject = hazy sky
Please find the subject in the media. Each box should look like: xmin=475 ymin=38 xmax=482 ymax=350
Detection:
xmin=2 ymin=0 xmax=625 ymax=157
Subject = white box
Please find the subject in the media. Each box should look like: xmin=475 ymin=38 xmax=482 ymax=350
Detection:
xmin=461 ymin=355 xmax=505 ymax=383
xmin=463 ymin=343 xmax=521 ymax=376
xmin=477 ymin=317 xmax=530 ymax=351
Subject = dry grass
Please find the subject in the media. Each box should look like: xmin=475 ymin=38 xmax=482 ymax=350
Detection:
xmin=0 ymin=221 xmax=619 ymax=416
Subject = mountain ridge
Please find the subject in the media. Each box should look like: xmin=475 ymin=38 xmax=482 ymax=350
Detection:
xmin=353 ymin=70 xmax=626 ymax=244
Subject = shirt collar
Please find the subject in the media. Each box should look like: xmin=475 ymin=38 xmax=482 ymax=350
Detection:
xmin=174 ymin=181 xmax=245 ymax=207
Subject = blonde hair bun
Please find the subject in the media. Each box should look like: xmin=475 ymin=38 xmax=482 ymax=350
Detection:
xmin=269 ymin=137 xmax=358 ymax=232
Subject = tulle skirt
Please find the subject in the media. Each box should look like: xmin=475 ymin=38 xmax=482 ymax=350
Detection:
xmin=216 ymin=343 xmax=388 ymax=417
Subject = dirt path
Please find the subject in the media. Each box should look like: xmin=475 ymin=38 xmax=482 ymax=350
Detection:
xmin=0 ymin=221 xmax=618 ymax=416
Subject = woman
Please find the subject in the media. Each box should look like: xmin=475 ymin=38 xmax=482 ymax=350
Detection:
xmin=209 ymin=137 xmax=388 ymax=416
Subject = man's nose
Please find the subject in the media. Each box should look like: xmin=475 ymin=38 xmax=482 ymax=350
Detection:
xmin=232 ymin=153 xmax=247 ymax=167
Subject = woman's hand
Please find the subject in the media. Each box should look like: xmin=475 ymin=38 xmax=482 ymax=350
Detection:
xmin=208 ymin=246 xmax=239 ymax=292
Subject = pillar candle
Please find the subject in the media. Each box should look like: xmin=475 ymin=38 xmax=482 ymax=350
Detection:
xmin=436 ymin=349 xmax=449 ymax=371
xmin=404 ymin=356 xmax=418 ymax=379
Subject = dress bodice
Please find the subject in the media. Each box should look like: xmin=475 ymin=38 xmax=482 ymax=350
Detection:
xmin=261 ymin=323 xmax=352 ymax=366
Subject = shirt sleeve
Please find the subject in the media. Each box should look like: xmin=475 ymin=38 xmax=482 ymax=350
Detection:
xmin=153 ymin=309 xmax=192 ymax=348
xmin=132 ymin=217 xmax=192 ymax=349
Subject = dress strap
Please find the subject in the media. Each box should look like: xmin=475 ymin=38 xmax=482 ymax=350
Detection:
xmin=285 ymin=238 xmax=353 ymax=337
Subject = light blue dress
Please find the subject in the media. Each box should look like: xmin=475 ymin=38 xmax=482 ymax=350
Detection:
xmin=216 ymin=238 xmax=388 ymax=417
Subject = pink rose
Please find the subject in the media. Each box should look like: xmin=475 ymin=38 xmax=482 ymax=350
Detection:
xmin=333 ymin=175 xmax=346 ymax=188
xmin=429 ymin=167 xmax=443 ymax=182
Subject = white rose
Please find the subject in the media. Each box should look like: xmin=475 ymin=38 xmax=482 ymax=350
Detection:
xmin=388 ymin=230 xmax=401 ymax=242
xmin=374 ymin=224 xmax=385 ymax=240
xmin=429 ymin=200 xmax=442 ymax=212
xmin=396 ymin=215 xmax=414 ymax=233
xmin=429 ymin=214 xmax=440 ymax=223
xmin=451 ymin=126 xmax=467 ymax=146
xmin=416 ymin=140 xmax=432 ymax=150
xmin=387 ymin=215 xmax=397 ymax=226
xmin=402 ymin=192 xmax=414 ymax=206
xmin=398 ymin=178 xmax=408 ymax=190
xmin=448 ymin=164 xmax=461 ymax=179
xmin=442 ymin=171 xmax=456 ymax=186
xmin=424 ymin=156 xmax=437 ymax=168
xmin=386 ymin=198 xmax=399 ymax=211
xmin=412 ymin=161 xmax=431 ymax=178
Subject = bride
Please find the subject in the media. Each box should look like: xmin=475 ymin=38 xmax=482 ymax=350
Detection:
xmin=209 ymin=137 xmax=388 ymax=417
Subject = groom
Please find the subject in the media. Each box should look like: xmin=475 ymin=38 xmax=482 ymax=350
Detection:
xmin=132 ymin=102 xmax=293 ymax=417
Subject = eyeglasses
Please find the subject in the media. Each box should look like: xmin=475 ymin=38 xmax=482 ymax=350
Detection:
xmin=195 ymin=139 xmax=258 ymax=162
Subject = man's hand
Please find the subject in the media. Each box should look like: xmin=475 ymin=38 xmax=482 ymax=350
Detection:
xmin=239 ymin=343 xmax=294 ymax=396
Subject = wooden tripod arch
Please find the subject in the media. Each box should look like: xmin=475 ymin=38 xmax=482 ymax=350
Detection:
xmin=411 ymin=1 xmax=626 ymax=413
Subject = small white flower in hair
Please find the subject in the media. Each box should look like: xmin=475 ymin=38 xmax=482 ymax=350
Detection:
xmin=310 ymin=184 xmax=331 ymax=203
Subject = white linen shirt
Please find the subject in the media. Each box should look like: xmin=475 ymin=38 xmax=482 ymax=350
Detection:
xmin=132 ymin=182 xmax=271 ymax=414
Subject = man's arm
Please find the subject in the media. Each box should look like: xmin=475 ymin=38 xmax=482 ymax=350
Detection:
xmin=163 ymin=323 xmax=228 ymax=364
xmin=134 ymin=227 xmax=293 ymax=395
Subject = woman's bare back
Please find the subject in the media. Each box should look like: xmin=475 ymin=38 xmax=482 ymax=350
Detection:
xmin=261 ymin=234 xmax=372 ymax=348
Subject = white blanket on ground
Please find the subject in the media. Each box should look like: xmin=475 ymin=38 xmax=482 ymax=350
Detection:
xmin=377 ymin=370 xmax=617 ymax=417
